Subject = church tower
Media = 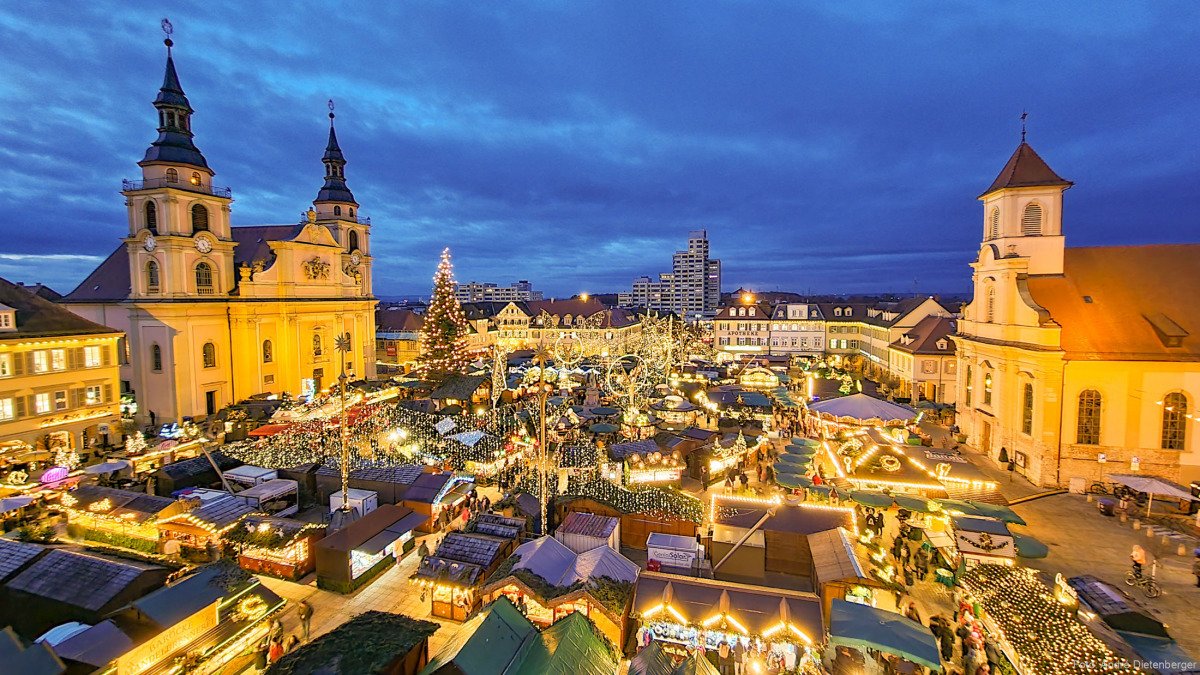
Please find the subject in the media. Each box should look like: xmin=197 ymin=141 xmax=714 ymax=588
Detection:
xmin=313 ymin=102 xmax=372 ymax=295
xmin=122 ymin=24 xmax=234 ymax=300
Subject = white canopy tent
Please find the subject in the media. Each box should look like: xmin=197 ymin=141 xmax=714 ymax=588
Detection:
xmin=1108 ymin=473 xmax=1198 ymax=516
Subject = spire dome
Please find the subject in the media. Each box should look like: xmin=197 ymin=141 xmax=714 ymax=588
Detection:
xmin=315 ymin=100 xmax=357 ymax=206
xmin=140 ymin=20 xmax=210 ymax=171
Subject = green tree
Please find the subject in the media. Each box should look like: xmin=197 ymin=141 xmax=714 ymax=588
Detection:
xmin=418 ymin=248 xmax=472 ymax=378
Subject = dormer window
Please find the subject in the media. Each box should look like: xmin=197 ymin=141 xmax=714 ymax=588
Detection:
xmin=845 ymin=307 xmax=852 ymax=316
xmin=936 ymin=339 xmax=948 ymax=350
xmin=0 ymin=308 xmax=14 ymax=332
xmin=834 ymin=308 xmax=842 ymax=317
xmin=748 ymin=308 xmax=755 ymax=316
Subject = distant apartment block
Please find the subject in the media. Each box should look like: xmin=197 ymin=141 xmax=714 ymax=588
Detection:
xmin=618 ymin=230 xmax=721 ymax=321
xmin=454 ymin=280 xmax=544 ymax=303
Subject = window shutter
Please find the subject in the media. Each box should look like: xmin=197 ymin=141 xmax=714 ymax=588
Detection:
xmin=71 ymin=388 xmax=84 ymax=408
xmin=14 ymin=396 xmax=25 ymax=418
xmin=26 ymin=394 xmax=37 ymax=416
xmin=104 ymin=384 xmax=113 ymax=403
xmin=25 ymin=352 xmax=34 ymax=374
xmin=1021 ymin=203 xmax=1042 ymax=235
xmin=102 ymin=345 xmax=112 ymax=366
xmin=68 ymin=348 xmax=80 ymax=370
xmin=12 ymin=352 xmax=24 ymax=376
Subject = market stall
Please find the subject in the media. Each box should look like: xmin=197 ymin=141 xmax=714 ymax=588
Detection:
xmin=412 ymin=530 xmax=518 ymax=621
xmin=315 ymin=504 xmax=428 ymax=593
xmin=231 ymin=478 xmax=299 ymax=517
xmin=60 ymin=484 xmax=184 ymax=552
xmin=226 ymin=515 xmax=325 ymax=580
xmin=826 ymin=599 xmax=941 ymax=672
xmin=952 ymin=515 xmax=1016 ymax=568
xmin=157 ymin=491 xmax=259 ymax=551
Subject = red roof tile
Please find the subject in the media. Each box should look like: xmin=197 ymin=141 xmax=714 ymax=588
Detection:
xmin=981 ymin=142 xmax=1073 ymax=197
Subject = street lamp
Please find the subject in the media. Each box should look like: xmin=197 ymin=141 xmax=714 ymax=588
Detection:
xmin=534 ymin=343 xmax=553 ymax=537
xmin=330 ymin=331 xmax=358 ymax=531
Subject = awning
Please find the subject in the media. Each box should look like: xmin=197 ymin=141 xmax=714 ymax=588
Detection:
xmin=386 ymin=510 xmax=430 ymax=537
xmin=248 ymin=424 xmax=290 ymax=437
xmin=828 ymin=599 xmax=941 ymax=670
xmin=357 ymin=530 xmax=399 ymax=556
xmin=1109 ymin=473 xmax=1198 ymax=516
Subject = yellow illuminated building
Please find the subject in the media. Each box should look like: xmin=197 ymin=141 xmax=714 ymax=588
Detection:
xmin=954 ymin=140 xmax=1200 ymax=486
xmin=61 ymin=37 xmax=375 ymax=424
xmin=0 ymin=278 xmax=123 ymax=461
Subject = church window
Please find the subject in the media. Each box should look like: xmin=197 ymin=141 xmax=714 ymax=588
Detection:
xmin=312 ymin=333 xmax=324 ymax=358
xmin=983 ymin=372 xmax=993 ymax=406
xmin=158 ymin=111 xmax=166 ymax=128
xmin=145 ymin=201 xmax=157 ymax=234
xmin=1161 ymin=392 xmax=1188 ymax=450
xmin=202 ymin=342 xmax=216 ymax=369
xmin=334 ymin=205 xmax=342 ymax=216
xmin=347 ymin=230 xmax=359 ymax=252
xmin=985 ymin=286 xmax=996 ymax=323
xmin=262 ymin=340 xmax=273 ymax=363
xmin=195 ymin=262 xmax=214 ymax=294
xmin=1076 ymin=390 xmax=1101 ymax=445
xmin=167 ymin=111 xmax=176 ymax=128
xmin=166 ymin=168 xmax=178 ymax=183
xmin=988 ymin=207 xmax=999 ymax=240
xmin=1021 ymin=382 xmax=1034 ymax=435
xmin=964 ymin=365 xmax=973 ymax=406
xmin=191 ymin=204 xmax=209 ymax=232
xmin=1021 ymin=203 xmax=1042 ymax=236
xmin=349 ymin=208 xmax=355 ymax=219
xmin=146 ymin=260 xmax=160 ymax=293
xmin=190 ymin=172 xmax=201 ymax=186
xmin=151 ymin=344 xmax=162 ymax=372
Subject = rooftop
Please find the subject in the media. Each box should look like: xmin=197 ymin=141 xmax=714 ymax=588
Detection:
xmin=0 ymin=275 xmax=119 ymax=338
xmin=6 ymin=549 xmax=164 ymax=612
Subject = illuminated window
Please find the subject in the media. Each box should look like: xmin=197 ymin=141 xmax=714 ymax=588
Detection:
xmin=983 ymin=372 xmax=993 ymax=406
xmin=0 ymin=354 xmax=9 ymax=377
xmin=51 ymin=349 xmax=66 ymax=371
xmin=202 ymin=342 xmax=216 ymax=369
xmin=1021 ymin=382 xmax=1034 ymax=435
xmin=54 ymin=390 xmax=67 ymax=411
xmin=964 ymin=365 xmax=972 ymax=407
xmin=313 ymin=333 xmax=324 ymax=358
xmin=1021 ymin=202 xmax=1042 ymax=235
xmin=1161 ymin=392 xmax=1188 ymax=450
xmin=35 ymin=392 xmax=50 ymax=414
xmin=0 ymin=398 xmax=12 ymax=420
xmin=84 ymin=346 xmax=101 ymax=367
xmin=86 ymin=385 xmax=102 ymax=405
xmin=190 ymin=172 xmax=202 ymax=186
xmin=1076 ymin=390 xmax=1101 ymax=445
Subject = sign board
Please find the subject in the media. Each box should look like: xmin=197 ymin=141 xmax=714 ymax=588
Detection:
xmin=98 ymin=423 xmax=111 ymax=435
xmin=1054 ymin=573 xmax=1079 ymax=610
xmin=1131 ymin=456 xmax=1141 ymax=471
xmin=117 ymin=600 xmax=219 ymax=675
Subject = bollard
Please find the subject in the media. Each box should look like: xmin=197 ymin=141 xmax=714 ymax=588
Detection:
xmin=1132 ymin=519 xmax=1141 ymax=530
xmin=1086 ymin=494 xmax=1094 ymax=503
xmin=1120 ymin=512 xmax=1128 ymax=523
xmin=1147 ymin=527 xmax=1156 ymax=538
xmin=1178 ymin=543 xmax=1188 ymax=556
xmin=1162 ymin=535 xmax=1171 ymax=547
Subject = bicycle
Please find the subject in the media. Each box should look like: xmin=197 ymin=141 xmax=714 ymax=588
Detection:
xmin=1087 ymin=481 xmax=1149 ymax=506
xmin=1124 ymin=562 xmax=1162 ymax=598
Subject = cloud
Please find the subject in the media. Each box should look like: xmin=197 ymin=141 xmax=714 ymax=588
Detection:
xmin=0 ymin=1 xmax=1196 ymax=298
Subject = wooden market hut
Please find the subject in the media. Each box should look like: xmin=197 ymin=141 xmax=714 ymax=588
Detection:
xmin=479 ymin=535 xmax=639 ymax=648
xmin=402 ymin=472 xmax=474 ymax=533
xmin=149 ymin=452 xmax=242 ymax=496
xmin=225 ymin=515 xmax=326 ymax=580
xmin=315 ymin=464 xmax=427 ymax=505
xmin=314 ymin=504 xmax=428 ymax=593
xmin=807 ymin=527 xmax=888 ymax=621
xmin=156 ymin=493 xmax=259 ymax=551
xmin=60 ymin=484 xmax=184 ymax=551
xmin=412 ymin=531 xmax=518 ymax=622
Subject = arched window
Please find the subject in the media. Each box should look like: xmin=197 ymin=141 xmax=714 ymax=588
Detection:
xmin=1077 ymin=390 xmax=1102 ymax=445
xmin=312 ymin=333 xmax=323 ymax=358
xmin=333 ymin=205 xmax=342 ymax=216
xmin=1021 ymin=203 xmax=1042 ymax=236
xmin=1021 ymin=382 xmax=1034 ymax=435
xmin=964 ymin=365 xmax=973 ymax=407
xmin=349 ymin=208 xmax=355 ymax=219
xmin=347 ymin=230 xmax=359 ymax=252
xmin=190 ymin=172 xmax=201 ymax=186
xmin=1161 ymin=392 xmax=1189 ymax=450
xmin=195 ymin=262 xmax=214 ymax=294
xmin=165 ymin=168 xmax=178 ymax=183
xmin=144 ymin=201 xmax=158 ymax=234
xmin=151 ymin=343 xmax=162 ymax=372
xmin=146 ymin=260 xmax=160 ymax=293
xmin=983 ymin=372 xmax=993 ymax=406
xmin=985 ymin=285 xmax=996 ymax=323
xmin=262 ymin=339 xmax=273 ymax=363
xmin=987 ymin=207 xmax=999 ymax=240
xmin=191 ymin=204 xmax=209 ymax=232
xmin=202 ymin=342 xmax=216 ymax=368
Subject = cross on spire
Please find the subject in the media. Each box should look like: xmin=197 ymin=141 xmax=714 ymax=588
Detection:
xmin=1020 ymin=110 xmax=1028 ymax=143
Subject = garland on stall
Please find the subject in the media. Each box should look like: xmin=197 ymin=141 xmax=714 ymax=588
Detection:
xmin=562 ymin=476 xmax=703 ymax=523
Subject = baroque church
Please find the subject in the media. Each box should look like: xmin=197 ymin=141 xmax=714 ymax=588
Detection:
xmin=953 ymin=139 xmax=1200 ymax=487
xmin=61 ymin=35 xmax=376 ymax=423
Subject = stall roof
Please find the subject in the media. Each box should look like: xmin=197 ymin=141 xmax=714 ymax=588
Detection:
xmin=404 ymin=472 xmax=456 ymax=504
xmin=632 ymin=572 xmax=822 ymax=640
xmin=473 ymin=514 xmax=526 ymax=539
xmin=951 ymin=515 xmax=1011 ymax=536
xmin=51 ymin=619 xmax=133 ymax=668
xmin=421 ymin=596 xmax=536 ymax=674
xmin=131 ymin=561 xmax=278 ymax=629
xmin=1067 ymin=575 xmax=1170 ymax=638
xmin=247 ymin=424 xmax=290 ymax=437
xmin=157 ymin=452 xmax=240 ymax=480
xmin=808 ymin=527 xmax=870 ymax=586
xmin=513 ymin=610 xmax=617 ymax=675
xmin=713 ymin=501 xmax=855 ymax=536
xmin=316 ymin=464 xmax=425 ymax=485
xmin=558 ymin=511 xmax=618 ymax=539
xmin=608 ymin=439 xmax=659 ymax=460
xmin=316 ymin=504 xmax=418 ymax=554
xmin=170 ymin=494 xmax=258 ymax=529
xmin=434 ymin=532 xmax=510 ymax=568
xmin=0 ymin=627 xmax=64 ymax=675
xmin=809 ymin=393 xmax=915 ymax=421
xmin=234 ymin=478 xmax=297 ymax=500
xmin=67 ymin=485 xmax=176 ymax=519
xmin=828 ymin=599 xmax=941 ymax=670
xmin=6 ymin=550 xmax=164 ymax=612
xmin=508 ymin=536 xmax=639 ymax=588
xmin=646 ymin=533 xmax=698 ymax=552
xmin=224 ymin=465 xmax=276 ymax=481
xmin=0 ymin=538 xmax=45 ymax=582
xmin=274 ymin=611 xmax=439 ymax=675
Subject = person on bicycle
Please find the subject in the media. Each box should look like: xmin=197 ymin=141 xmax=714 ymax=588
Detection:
xmin=1131 ymin=545 xmax=1147 ymax=578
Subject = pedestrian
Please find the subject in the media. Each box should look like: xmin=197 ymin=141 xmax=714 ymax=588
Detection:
xmin=1131 ymin=544 xmax=1147 ymax=579
xmin=253 ymin=637 xmax=269 ymax=671
xmin=905 ymin=603 xmax=921 ymax=625
xmin=267 ymin=637 xmax=284 ymax=665
xmin=149 ymin=410 xmax=157 ymax=428
xmin=1192 ymin=551 xmax=1200 ymax=588
xmin=283 ymin=634 xmax=299 ymax=653
xmin=718 ymin=640 xmax=732 ymax=675
xmin=297 ymin=599 xmax=313 ymax=642
xmin=724 ymin=473 xmax=734 ymax=494
xmin=733 ymin=638 xmax=746 ymax=675
xmin=739 ymin=471 xmax=749 ymax=491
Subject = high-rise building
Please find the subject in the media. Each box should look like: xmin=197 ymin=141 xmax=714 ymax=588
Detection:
xmin=618 ymin=230 xmax=721 ymax=321
xmin=454 ymin=280 xmax=543 ymax=303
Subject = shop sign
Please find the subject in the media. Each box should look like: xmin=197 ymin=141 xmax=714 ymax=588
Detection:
xmin=117 ymin=601 xmax=219 ymax=675
xmin=648 ymin=544 xmax=697 ymax=568
xmin=1054 ymin=573 xmax=1079 ymax=609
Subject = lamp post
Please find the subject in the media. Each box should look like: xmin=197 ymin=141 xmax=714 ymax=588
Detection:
xmin=331 ymin=331 xmax=356 ymax=529
xmin=534 ymin=343 xmax=551 ymax=537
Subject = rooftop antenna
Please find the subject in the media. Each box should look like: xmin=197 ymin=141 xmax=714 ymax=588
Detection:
xmin=1020 ymin=110 xmax=1028 ymax=143
xmin=161 ymin=17 xmax=174 ymax=53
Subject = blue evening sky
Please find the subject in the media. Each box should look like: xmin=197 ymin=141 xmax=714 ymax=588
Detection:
xmin=0 ymin=2 xmax=1196 ymax=297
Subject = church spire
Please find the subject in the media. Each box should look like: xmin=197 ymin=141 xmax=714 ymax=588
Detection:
xmin=140 ymin=19 xmax=210 ymax=171
xmin=314 ymin=100 xmax=357 ymax=207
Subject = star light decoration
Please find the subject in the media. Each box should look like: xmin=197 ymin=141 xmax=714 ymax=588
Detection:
xmin=961 ymin=564 xmax=1138 ymax=675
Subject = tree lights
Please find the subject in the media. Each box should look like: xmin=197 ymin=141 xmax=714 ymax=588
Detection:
xmin=417 ymin=248 xmax=472 ymax=377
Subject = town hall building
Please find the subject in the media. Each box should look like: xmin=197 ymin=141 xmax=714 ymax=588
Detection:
xmin=61 ymin=36 xmax=376 ymax=424
xmin=953 ymin=140 xmax=1200 ymax=487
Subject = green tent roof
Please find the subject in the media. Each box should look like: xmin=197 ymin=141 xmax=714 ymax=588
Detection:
xmin=513 ymin=610 xmax=617 ymax=674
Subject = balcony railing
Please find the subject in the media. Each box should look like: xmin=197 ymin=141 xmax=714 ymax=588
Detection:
xmin=122 ymin=178 xmax=233 ymax=199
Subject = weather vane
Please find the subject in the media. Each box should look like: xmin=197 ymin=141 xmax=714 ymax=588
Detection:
xmin=161 ymin=18 xmax=174 ymax=51
xmin=1020 ymin=110 xmax=1028 ymax=143
xmin=328 ymin=98 xmax=336 ymax=122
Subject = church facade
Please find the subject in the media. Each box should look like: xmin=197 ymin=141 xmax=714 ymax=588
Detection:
xmin=61 ymin=37 xmax=376 ymax=424
xmin=953 ymin=141 xmax=1200 ymax=487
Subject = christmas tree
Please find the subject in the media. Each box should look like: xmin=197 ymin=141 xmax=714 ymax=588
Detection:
xmin=418 ymin=248 xmax=472 ymax=378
